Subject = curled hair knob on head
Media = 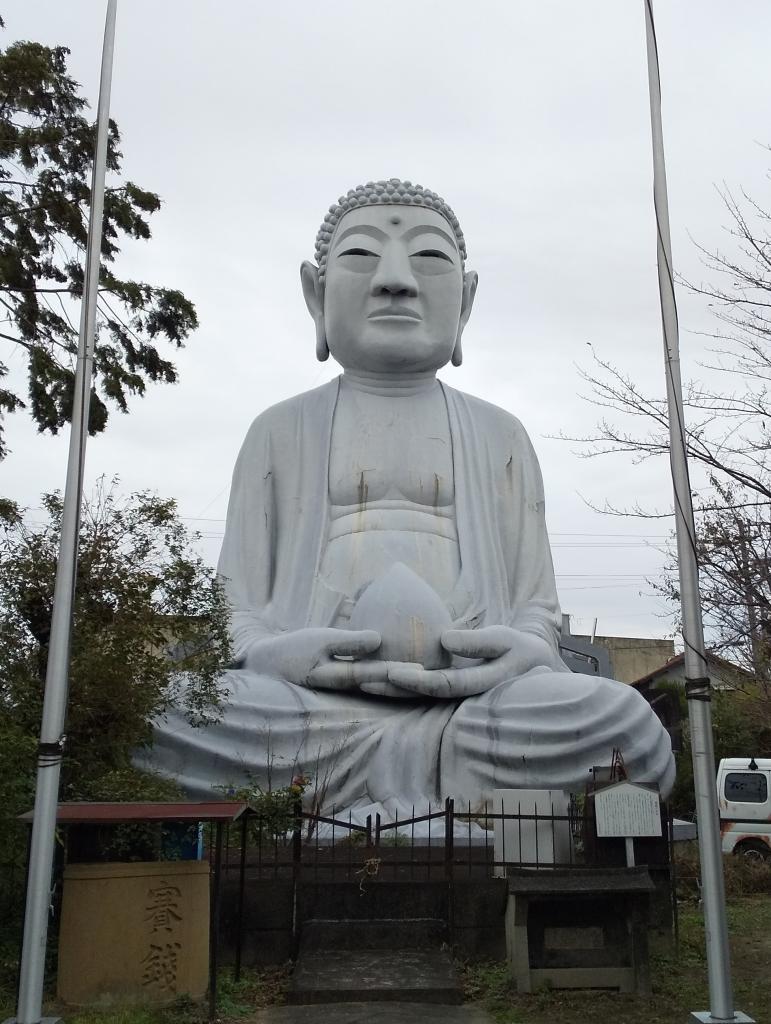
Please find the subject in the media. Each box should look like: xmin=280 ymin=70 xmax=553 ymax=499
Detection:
xmin=314 ymin=178 xmax=467 ymax=283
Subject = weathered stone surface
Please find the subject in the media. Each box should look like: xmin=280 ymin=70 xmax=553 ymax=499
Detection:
xmin=297 ymin=881 xmax=449 ymax=923
xmin=57 ymin=861 xmax=209 ymax=1006
xmin=141 ymin=179 xmax=675 ymax=820
xmin=288 ymin=949 xmax=463 ymax=1005
xmin=300 ymin=919 xmax=447 ymax=952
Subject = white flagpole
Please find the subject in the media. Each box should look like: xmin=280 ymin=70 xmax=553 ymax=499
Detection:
xmin=642 ymin=3 xmax=752 ymax=1022
xmin=11 ymin=4 xmax=117 ymax=1023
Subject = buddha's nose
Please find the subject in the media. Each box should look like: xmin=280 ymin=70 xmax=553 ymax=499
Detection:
xmin=370 ymin=243 xmax=418 ymax=297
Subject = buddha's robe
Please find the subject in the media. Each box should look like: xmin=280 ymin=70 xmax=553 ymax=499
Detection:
xmin=143 ymin=378 xmax=675 ymax=817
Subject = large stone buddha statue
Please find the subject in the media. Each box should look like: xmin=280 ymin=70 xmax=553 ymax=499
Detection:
xmin=145 ymin=179 xmax=675 ymax=817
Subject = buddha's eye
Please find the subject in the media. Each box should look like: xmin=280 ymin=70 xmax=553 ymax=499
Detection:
xmin=337 ymin=247 xmax=380 ymax=273
xmin=411 ymin=249 xmax=453 ymax=261
xmin=409 ymin=249 xmax=455 ymax=275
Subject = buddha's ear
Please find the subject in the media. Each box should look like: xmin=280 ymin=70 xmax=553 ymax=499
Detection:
xmin=452 ymin=270 xmax=478 ymax=367
xmin=300 ymin=260 xmax=329 ymax=362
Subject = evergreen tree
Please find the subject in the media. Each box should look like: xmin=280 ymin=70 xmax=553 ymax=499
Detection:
xmin=0 ymin=19 xmax=197 ymax=459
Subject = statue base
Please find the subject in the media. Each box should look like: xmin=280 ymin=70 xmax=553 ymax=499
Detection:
xmin=2 ymin=1018 xmax=62 ymax=1023
xmin=690 ymin=1012 xmax=755 ymax=1022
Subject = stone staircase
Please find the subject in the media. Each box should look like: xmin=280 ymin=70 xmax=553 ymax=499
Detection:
xmin=287 ymin=882 xmax=463 ymax=1005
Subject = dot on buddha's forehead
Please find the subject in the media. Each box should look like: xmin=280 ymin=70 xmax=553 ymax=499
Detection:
xmin=389 ymin=214 xmax=401 ymax=225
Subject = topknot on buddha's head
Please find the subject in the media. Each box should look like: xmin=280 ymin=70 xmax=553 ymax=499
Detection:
xmin=315 ymin=178 xmax=467 ymax=283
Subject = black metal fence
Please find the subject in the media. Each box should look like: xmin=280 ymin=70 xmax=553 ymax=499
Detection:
xmin=209 ymin=796 xmax=678 ymax=982
xmin=214 ymin=795 xmax=674 ymax=883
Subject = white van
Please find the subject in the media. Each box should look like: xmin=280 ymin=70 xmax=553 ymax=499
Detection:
xmin=717 ymin=757 xmax=771 ymax=860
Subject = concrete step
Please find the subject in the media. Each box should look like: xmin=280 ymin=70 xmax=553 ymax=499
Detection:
xmin=247 ymin=1002 xmax=494 ymax=1022
xmin=300 ymin=917 xmax=447 ymax=951
xmin=287 ymin=949 xmax=464 ymax=1005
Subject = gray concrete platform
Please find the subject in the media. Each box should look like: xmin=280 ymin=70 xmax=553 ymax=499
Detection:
xmin=288 ymin=949 xmax=464 ymax=1005
xmin=248 ymin=1002 xmax=494 ymax=1023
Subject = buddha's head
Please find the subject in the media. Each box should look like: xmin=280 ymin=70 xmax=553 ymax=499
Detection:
xmin=301 ymin=179 xmax=478 ymax=374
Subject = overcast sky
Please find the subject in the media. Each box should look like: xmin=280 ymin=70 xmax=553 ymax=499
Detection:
xmin=4 ymin=1 xmax=771 ymax=643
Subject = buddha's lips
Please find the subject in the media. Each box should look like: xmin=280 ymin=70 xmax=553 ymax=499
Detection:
xmin=368 ymin=305 xmax=422 ymax=320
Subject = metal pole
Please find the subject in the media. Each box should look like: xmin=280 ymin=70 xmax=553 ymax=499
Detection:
xmin=208 ymin=822 xmax=223 ymax=1023
xmin=234 ymin=813 xmax=248 ymax=981
xmin=11 ymin=6 xmax=117 ymax=1023
xmin=642 ymin=4 xmax=752 ymax=1022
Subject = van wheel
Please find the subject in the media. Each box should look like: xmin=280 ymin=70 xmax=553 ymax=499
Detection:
xmin=734 ymin=839 xmax=771 ymax=863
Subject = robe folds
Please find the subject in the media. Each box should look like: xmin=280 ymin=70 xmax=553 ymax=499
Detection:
xmin=218 ymin=377 xmax=564 ymax=652
xmin=142 ymin=377 xmax=675 ymax=817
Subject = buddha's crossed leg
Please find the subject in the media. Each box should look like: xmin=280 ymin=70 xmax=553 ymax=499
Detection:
xmin=442 ymin=668 xmax=676 ymax=802
xmin=141 ymin=667 xmax=674 ymax=819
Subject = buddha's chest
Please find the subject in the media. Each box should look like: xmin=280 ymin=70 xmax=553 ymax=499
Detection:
xmin=328 ymin=387 xmax=455 ymax=508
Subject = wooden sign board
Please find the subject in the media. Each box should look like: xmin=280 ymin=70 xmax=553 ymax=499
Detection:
xmin=594 ymin=781 xmax=662 ymax=838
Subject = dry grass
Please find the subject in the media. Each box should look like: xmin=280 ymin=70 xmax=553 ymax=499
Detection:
xmin=676 ymin=840 xmax=771 ymax=899
xmin=0 ymin=965 xmax=291 ymax=1024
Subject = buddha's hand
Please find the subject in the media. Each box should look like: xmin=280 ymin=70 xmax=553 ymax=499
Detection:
xmin=243 ymin=628 xmax=381 ymax=689
xmin=364 ymin=625 xmax=556 ymax=699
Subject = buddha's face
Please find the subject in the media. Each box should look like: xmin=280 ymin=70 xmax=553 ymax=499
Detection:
xmin=308 ymin=204 xmax=475 ymax=374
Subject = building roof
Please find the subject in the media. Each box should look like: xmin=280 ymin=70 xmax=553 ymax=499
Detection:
xmin=632 ymin=651 xmax=756 ymax=689
xmin=19 ymin=800 xmax=248 ymax=825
